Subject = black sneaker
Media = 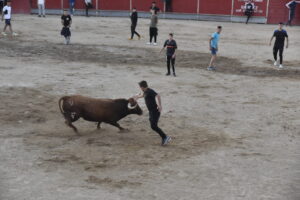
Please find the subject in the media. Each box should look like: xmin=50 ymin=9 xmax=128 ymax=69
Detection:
xmin=166 ymin=73 xmax=170 ymax=76
xmin=162 ymin=136 xmax=171 ymax=146
xmin=173 ymin=73 xmax=176 ymax=77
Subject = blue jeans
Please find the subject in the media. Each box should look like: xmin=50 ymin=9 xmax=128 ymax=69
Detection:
xmin=69 ymin=2 xmax=75 ymax=15
xmin=211 ymin=47 xmax=218 ymax=55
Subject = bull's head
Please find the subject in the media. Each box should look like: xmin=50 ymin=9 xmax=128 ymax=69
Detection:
xmin=128 ymin=98 xmax=143 ymax=115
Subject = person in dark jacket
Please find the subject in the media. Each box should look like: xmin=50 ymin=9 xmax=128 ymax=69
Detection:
xmin=244 ymin=0 xmax=254 ymax=24
xmin=165 ymin=0 xmax=172 ymax=12
xmin=129 ymin=7 xmax=141 ymax=40
xmin=286 ymin=0 xmax=300 ymax=26
xmin=61 ymin=10 xmax=72 ymax=45
xmin=149 ymin=1 xmax=160 ymax=14
xmin=269 ymin=22 xmax=289 ymax=69
xmin=160 ymin=33 xmax=177 ymax=76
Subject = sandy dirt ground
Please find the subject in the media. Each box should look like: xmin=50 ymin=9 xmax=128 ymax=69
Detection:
xmin=0 ymin=15 xmax=300 ymax=200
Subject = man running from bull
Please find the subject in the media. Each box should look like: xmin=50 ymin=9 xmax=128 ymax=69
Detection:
xmin=134 ymin=81 xmax=171 ymax=146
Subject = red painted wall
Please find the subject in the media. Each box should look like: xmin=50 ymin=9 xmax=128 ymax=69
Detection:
xmin=172 ymin=0 xmax=198 ymax=13
xmin=17 ymin=0 xmax=300 ymax=25
xmin=12 ymin=0 xmax=30 ymax=13
xmin=132 ymin=0 xmax=164 ymax=12
xmin=200 ymin=0 xmax=232 ymax=15
xmin=99 ymin=0 xmax=130 ymax=10
xmin=268 ymin=0 xmax=300 ymax=25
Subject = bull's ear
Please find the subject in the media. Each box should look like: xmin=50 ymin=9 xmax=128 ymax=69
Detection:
xmin=128 ymin=98 xmax=135 ymax=104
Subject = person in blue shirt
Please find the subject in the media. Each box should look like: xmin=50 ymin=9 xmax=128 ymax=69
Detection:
xmin=286 ymin=0 xmax=300 ymax=26
xmin=208 ymin=26 xmax=222 ymax=71
xmin=69 ymin=0 xmax=75 ymax=15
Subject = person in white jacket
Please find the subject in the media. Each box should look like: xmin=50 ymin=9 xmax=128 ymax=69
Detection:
xmin=85 ymin=0 xmax=92 ymax=17
xmin=37 ymin=0 xmax=46 ymax=17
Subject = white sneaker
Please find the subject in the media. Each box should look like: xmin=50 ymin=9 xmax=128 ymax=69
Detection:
xmin=1 ymin=32 xmax=7 ymax=36
xmin=12 ymin=32 xmax=18 ymax=36
xmin=274 ymin=61 xmax=278 ymax=66
xmin=279 ymin=64 xmax=283 ymax=69
xmin=153 ymin=43 xmax=157 ymax=46
xmin=146 ymin=42 xmax=151 ymax=45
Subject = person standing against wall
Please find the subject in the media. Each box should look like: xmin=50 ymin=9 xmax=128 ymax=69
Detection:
xmin=85 ymin=0 xmax=92 ymax=17
xmin=37 ymin=0 xmax=46 ymax=17
xmin=69 ymin=0 xmax=76 ymax=16
xmin=147 ymin=9 xmax=158 ymax=45
xmin=150 ymin=1 xmax=160 ymax=14
xmin=207 ymin=26 xmax=222 ymax=71
xmin=0 ymin=0 xmax=4 ymax=15
xmin=286 ymin=0 xmax=300 ymax=26
xmin=165 ymin=0 xmax=172 ymax=12
xmin=129 ymin=7 xmax=141 ymax=40
xmin=244 ymin=0 xmax=254 ymax=24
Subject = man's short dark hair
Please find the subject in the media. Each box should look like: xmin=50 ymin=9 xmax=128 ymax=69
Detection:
xmin=169 ymin=33 xmax=173 ymax=37
xmin=218 ymin=26 xmax=222 ymax=29
xmin=152 ymin=1 xmax=156 ymax=4
xmin=279 ymin=22 xmax=284 ymax=25
xmin=139 ymin=81 xmax=148 ymax=88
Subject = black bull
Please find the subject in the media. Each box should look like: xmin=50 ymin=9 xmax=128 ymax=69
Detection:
xmin=59 ymin=95 xmax=143 ymax=132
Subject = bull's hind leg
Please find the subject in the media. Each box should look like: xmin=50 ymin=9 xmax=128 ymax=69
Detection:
xmin=64 ymin=112 xmax=80 ymax=133
xmin=97 ymin=122 xmax=102 ymax=129
xmin=65 ymin=120 xmax=78 ymax=133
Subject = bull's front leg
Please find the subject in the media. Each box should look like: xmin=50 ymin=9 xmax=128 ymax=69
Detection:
xmin=108 ymin=122 xmax=127 ymax=132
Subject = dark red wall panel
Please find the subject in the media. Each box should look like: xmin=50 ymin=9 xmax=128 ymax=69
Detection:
xmin=99 ymin=0 xmax=130 ymax=10
xmin=132 ymin=0 xmax=164 ymax=12
xmin=200 ymin=0 xmax=232 ymax=15
xmin=172 ymin=0 xmax=198 ymax=13
xmin=31 ymin=0 xmax=61 ymax=9
xmin=268 ymin=0 xmax=300 ymax=25
xmin=12 ymin=0 xmax=30 ymax=13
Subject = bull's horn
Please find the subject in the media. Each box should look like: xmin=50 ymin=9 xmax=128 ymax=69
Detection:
xmin=128 ymin=103 xmax=138 ymax=109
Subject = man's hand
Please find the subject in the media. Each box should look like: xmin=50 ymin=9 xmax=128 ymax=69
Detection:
xmin=157 ymin=105 xmax=162 ymax=112
xmin=172 ymin=54 xmax=176 ymax=59
xmin=209 ymin=46 xmax=212 ymax=51
xmin=159 ymin=48 xmax=165 ymax=54
xmin=286 ymin=44 xmax=288 ymax=49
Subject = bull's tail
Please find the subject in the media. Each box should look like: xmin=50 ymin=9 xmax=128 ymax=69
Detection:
xmin=58 ymin=96 xmax=68 ymax=116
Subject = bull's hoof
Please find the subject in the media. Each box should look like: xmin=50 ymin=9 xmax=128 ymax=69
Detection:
xmin=119 ymin=129 xmax=129 ymax=133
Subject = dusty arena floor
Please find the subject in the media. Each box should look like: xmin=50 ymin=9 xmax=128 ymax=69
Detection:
xmin=0 ymin=15 xmax=299 ymax=200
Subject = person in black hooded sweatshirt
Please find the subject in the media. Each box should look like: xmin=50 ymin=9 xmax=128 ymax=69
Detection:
xmin=129 ymin=7 xmax=141 ymax=40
